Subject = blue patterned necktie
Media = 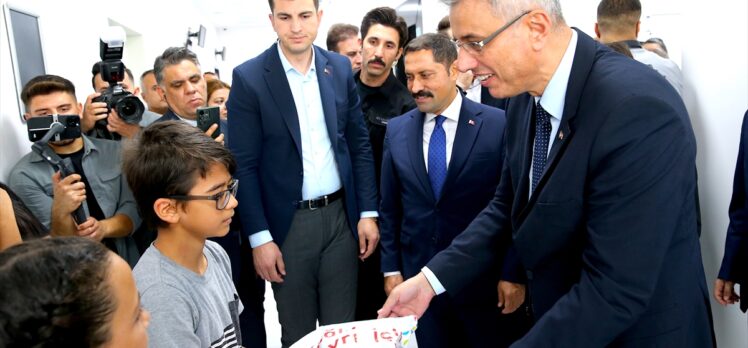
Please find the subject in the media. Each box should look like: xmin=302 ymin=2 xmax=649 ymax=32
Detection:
xmin=532 ymin=102 xmax=552 ymax=192
xmin=429 ymin=115 xmax=447 ymax=200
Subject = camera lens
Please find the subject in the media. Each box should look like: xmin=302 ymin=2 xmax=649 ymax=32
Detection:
xmin=114 ymin=95 xmax=145 ymax=125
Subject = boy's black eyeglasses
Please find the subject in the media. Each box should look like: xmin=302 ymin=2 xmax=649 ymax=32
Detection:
xmin=167 ymin=179 xmax=238 ymax=210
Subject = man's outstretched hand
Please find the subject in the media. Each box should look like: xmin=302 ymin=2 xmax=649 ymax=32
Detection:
xmin=377 ymin=272 xmax=436 ymax=319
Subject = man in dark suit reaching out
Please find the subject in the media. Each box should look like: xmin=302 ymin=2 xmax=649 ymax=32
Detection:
xmin=379 ymin=0 xmax=715 ymax=346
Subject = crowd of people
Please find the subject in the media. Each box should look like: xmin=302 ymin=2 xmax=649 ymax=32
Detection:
xmin=0 ymin=0 xmax=745 ymax=347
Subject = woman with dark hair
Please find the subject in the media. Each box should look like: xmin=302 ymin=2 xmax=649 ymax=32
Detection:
xmin=0 ymin=182 xmax=47 ymax=251
xmin=0 ymin=237 xmax=150 ymax=347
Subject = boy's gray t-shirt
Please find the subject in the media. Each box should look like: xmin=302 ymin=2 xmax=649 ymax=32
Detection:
xmin=133 ymin=240 xmax=243 ymax=348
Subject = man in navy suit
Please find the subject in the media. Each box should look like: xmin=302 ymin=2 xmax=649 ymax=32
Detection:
xmin=715 ymin=109 xmax=748 ymax=314
xmin=380 ymin=33 xmax=528 ymax=347
xmin=379 ymin=0 xmax=715 ymax=346
xmin=227 ymin=0 xmax=379 ymax=346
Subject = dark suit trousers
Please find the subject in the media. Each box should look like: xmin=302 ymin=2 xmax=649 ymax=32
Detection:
xmin=271 ymin=199 xmax=358 ymax=347
xmin=416 ymin=294 xmax=531 ymax=348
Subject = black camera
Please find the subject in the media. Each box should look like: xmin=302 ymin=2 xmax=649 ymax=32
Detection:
xmin=92 ymin=28 xmax=144 ymax=125
xmin=27 ymin=114 xmax=82 ymax=142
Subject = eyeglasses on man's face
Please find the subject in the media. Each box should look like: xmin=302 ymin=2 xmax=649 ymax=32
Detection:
xmin=167 ymin=179 xmax=239 ymax=210
xmin=455 ymin=10 xmax=532 ymax=55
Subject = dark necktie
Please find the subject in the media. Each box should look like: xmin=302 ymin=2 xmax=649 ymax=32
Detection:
xmin=532 ymin=102 xmax=552 ymax=192
xmin=429 ymin=115 xmax=447 ymax=200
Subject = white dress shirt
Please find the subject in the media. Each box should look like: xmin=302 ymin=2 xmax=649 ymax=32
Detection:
xmin=422 ymin=30 xmax=578 ymax=295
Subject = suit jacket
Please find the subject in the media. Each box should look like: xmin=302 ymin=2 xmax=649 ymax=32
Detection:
xmin=427 ymin=30 xmax=714 ymax=346
xmin=719 ymin=109 xmax=748 ymax=313
xmin=380 ymin=97 xmax=515 ymax=302
xmin=227 ymin=44 xmax=378 ymax=246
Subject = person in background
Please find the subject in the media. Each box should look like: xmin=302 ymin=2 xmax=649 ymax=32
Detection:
xmin=595 ymin=0 xmax=683 ymax=95
xmin=140 ymin=69 xmax=169 ymax=115
xmin=606 ymin=41 xmax=634 ymax=58
xmin=204 ymin=71 xmax=219 ymax=82
xmin=83 ymin=62 xmax=160 ymax=140
xmin=0 ymin=182 xmax=47 ymax=251
xmin=715 ymin=109 xmax=748 ymax=316
xmin=208 ymin=79 xmax=231 ymax=120
xmin=326 ymin=23 xmax=363 ymax=71
xmin=0 ymin=237 xmax=150 ymax=348
xmin=643 ymin=37 xmax=669 ymax=58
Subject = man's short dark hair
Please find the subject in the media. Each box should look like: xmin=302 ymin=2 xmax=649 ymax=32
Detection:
xmin=644 ymin=37 xmax=668 ymax=53
xmin=21 ymin=75 xmax=76 ymax=111
xmin=153 ymin=47 xmax=201 ymax=86
xmin=437 ymin=15 xmax=451 ymax=34
xmin=404 ymin=33 xmax=457 ymax=70
xmin=326 ymin=23 xmax=359 ymax=52
xmin=140 ymin=69 xmax=155 ymax=84
xmin=122 ymin=121 xmax=236 ymax=229
xmin=90 ymin=62 xmax=135 ymax=90
xmin=268 ymin=0 xmax=319 ymax=12
xmin=597 ymin=0 xmax=641 ymax=34
xmin=361 ymin=7 xmax=409 ymax=49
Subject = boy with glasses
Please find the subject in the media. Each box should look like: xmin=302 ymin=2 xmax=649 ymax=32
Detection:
xmin=123 ymin=121 xmax=242 ymax=348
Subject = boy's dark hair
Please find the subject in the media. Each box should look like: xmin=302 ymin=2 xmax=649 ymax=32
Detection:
xmin=326 ymin=23 xmax=359 ymax=52
xmin=90 ymin=61 xmax=135 ymax=90
xmin=361 ymin=7 xmax=409 ymax=49
xmin=404 ymin=33 xmax=457 ymax=70
xmin=0 ymin=237 xmax=114 ymax=347
xmin=437 ymin=15 xmax=451 ymax=34
xmin=153 ymin=47 xmax=201 ymax=86
xmin=268 ymin=0 xmax=319 ymax=12
xmin=596 ymin=0 xmax=641 ymax=34
xmin=122 ymin=121 xmax=236 ymax=229
xmin=20 ymin=74 xmax=76 ymax=111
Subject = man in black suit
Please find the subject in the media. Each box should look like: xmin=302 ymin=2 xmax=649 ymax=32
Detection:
xmin=379 ymin=0 xmax=715 ymax=346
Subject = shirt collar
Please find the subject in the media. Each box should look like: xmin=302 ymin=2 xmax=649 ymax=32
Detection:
xmin=425 ymin=90 xmax=462 ymax=123
xmin=277 ymin=42 xmax=316 ymax=75
xmin=29 ymin=135 xmax=96 ymax=163
xmin=534 ymin=30 xmax=578 ymax=121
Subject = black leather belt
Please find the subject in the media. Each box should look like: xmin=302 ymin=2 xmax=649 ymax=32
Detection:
xmin=295 ymin=189 xmax=343 ymax=210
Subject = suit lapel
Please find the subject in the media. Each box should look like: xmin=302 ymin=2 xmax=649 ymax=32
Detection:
xmin=263 ymin=43 xmax=302 ymax=156
xmin=314 ymin=47 xmax=338 ymax=149
xmin=407 ymin=111 xmax=434 ymax=201
xmin=512 ymin=96 xmax=535 ymax=219
xmin=516 ymin=29 xmax=597 ymax=221
xmin=441 ymin=98 xmax=482 ymax=200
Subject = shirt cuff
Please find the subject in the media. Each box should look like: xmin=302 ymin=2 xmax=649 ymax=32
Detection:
xmin=421 ymin=267 xmax=446 ymax=295
xmin=249 ymin=230 xmax=273 ymax=248
xmin=383 ymin=271 xmax=401 ymax=277
xmin=360 ymin=211 xmax=379 ymax=219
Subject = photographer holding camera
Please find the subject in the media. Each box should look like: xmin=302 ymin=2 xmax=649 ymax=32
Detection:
xmin=8 ymin=75 xmax=141 ymax=266
xmin=83 ymin=63 xmax=160 ymax=140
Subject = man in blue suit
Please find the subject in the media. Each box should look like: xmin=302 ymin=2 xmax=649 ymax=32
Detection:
xmin=380 ymin=33 xmax=528 ymax=347
xmin=715 ymin=109 xmax=748 ymax=314
xmin=227 ymin=0 xmax=379 ymax=346
xmin=379 ymin=0 xmax=715 ymax=346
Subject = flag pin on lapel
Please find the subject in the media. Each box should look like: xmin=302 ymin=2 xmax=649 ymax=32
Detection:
xmin=468 ymin=119 xmax=475 ymax=126
xmin=558 ymin=130 xmax=564 ymax=140
xmin=324 ymin=67 xmax=331 ymax=75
